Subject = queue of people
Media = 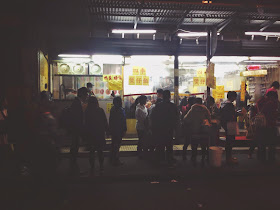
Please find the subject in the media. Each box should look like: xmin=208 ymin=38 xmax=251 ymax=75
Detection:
xmin=0 ymin=81 xmax=279 ymax=178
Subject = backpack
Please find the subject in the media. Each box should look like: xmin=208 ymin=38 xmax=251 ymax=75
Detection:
xmin=251 ymin=111 xmax=266 ymax=131
xmin=59 ymin=107 xmax=73 ymax=130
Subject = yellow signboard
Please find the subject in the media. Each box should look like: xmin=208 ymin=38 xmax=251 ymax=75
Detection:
xmin=108 ymin=80 xmax=123 ymax=90
xmin=104 ymin=75 xmax=122 ymax=82
xmin=193 ymin=77 xmax=200 ymax=86
xmin=240 ymin=81 xmax=246 ymax=101
xmin=103 ymin=75 xmax=109 ymax=81
xmin=143 ymin=76 xmax=149 ymax=86
xmin=136 ymin=76 xmax=143 ymax=85
xmin=129 ymin=76 xmax=136 ymax=85
xmin=213 ymin=85 xmax=225 ymax=99
xmin=133 ymin=66 xmax=140 ymax=75
xmin=193 ymin=77 xmax=206 ymax=87
xmin=139 ymin=67 xmax=146 ymax=76
xmin=241 ymin=70 xmax=267 ymax=77
xmin=197 ymin=67 xmax=206 ymax=77
xmin=199 ymin=77 xmax=206 ymax=86
xmin=106 ymin=103 xmax=114 ymax=113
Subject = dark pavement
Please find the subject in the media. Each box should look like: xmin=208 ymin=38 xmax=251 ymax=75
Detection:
xmin=2 ymin=151 xmax=280 ymax=210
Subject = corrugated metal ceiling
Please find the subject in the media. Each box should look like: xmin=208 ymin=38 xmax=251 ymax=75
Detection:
xmin=86 ymin=0 xmax=280 ymax=29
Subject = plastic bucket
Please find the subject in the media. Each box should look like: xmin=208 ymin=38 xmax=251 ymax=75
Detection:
xmin=209 ymin=146 xmax=223 ymax=167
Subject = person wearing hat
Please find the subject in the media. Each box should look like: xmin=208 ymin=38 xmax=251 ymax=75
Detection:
xmin=87 ymin=82 xmax=95 ymax=97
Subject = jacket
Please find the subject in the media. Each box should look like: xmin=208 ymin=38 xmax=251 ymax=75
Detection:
xmin=151 ymin=101 xmax=179 ymax=133
xmin=184 ymin=104 xmax=211 ymax=134
xmin=256 ymin=97 xmax=278 ymax=127
xmin=85 ymin=107 xmax=109 ymax=139
xmin=109 ymin=106 xmax=127 ymax=136
xmin=70 ymin=97 xmax=84 ymax=134
xmin=220 ymin=100 xmax=236 ymax=130
xmin=135 ymin=104 xmax=148 ymax=130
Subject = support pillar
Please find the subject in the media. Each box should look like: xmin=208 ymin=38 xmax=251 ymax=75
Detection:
xmin=206 ymin=28 xmax=211 ymax=98
xmin=174 ymin=54 xmax=179 ymax=106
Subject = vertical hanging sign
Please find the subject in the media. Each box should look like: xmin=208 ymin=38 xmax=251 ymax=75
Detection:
xmin=206 ymin=62 xmax=216 ymax=89
xmin=241 ymin=81 xmax=246 ymax=101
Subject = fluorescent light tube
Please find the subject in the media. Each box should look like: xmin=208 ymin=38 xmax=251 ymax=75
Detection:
xmin=249 ymin=57 xmax=280 ymax=61
xmin=58 ymin=54 xmax=90 ymax=58
xmin=245 ymin=32 xmax=280 ymax=37
xmin=178 ymin=32 xmax=220 ymax=37
xmin=243 ymin=60 xmax=277 ymax=63
xmin=112 ymin=29 xmax=156 ymax=34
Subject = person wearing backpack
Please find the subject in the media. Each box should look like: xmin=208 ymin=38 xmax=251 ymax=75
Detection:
xmin=221 ymin=91 xmax=238 ymax=165
xmin=256 ymin=91 xmax=279 ymax=161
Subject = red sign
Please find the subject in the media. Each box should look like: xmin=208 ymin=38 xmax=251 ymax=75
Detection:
xmin=247 ymin=65 xmax=261 ymax=71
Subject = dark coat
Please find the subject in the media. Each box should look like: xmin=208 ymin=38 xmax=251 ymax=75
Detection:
xmin=220 ymin=101 xmax=236 ymax=130
xmin=70 ymin=97 xmax=84 ymax=134
xmin=151 ymin=101 xmax=179 ymax=133
xmin=109 ymin=106 xmax=127 ymax=137
xmin=85 ymin=106 xmax=109 ymax=147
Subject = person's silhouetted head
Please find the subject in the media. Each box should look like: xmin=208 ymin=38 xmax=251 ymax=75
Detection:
xmin=113 ymin=96 xmax=122 ymax=108
xmin=271 ymin=81 xmax=280 ymax=90
xmin=227 ymin=91 xmax=237 ymax=102
xmin=207 ymin=96 xmax=215 ymax=107
xmin=157 ymin=89 xmax=163 ymax=99
xmin=163 ymin=90 xmax=171 ymax=102
xmin=267 ymin=90 xmax=278 ymax=100
xmin=78 ymin=87 xmax=88 ymax=102
xmin=194 ymin=98 xmax=203 ymax=105
xmin=87 ymin=83 xmax=93 ymax=89
xmin=188 ymin=97 xmax=196 ymax=106
xmin=139 ymin=95 xmax=147 ymax=106
xmin=88 ymin=96 xmax=99 ymax=108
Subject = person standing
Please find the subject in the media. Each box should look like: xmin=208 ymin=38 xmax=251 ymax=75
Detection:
xmin=109 ymin=97 xmax=127 ymax=166
xmin=256 ymin=91 xmax=279 ymax=161
xmin=32 ymin=91 xmax=58 ymax=179
xmin=87 ymin=82 xmax=95 ymax=97
xmin=135 ymin=95 xmax=148 ymax=159
xmin=184 ymin=98 xmax=211 ymax=164
xmin=266 ymin=81 xmax=279 ymax=99
xmin=69 ymin=87 xmax=88 ymax=163
xmin=182 ymin=96 xmax=196 ymax=160
xmin=151 ymin=90 xmax=179 ymax=165
xmin=85 ymin=97 xmax=109 ymax=172
xmin=155 ymin=89 xmax=163 ymax=105
xmin=221 ymin=91 xmax=238 ymax=165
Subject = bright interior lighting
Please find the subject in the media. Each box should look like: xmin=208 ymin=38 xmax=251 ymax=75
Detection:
xmin=112 ymin=29 xmax=156 ymax=34
xmin=178 ymin=32 xmax=220 ymax=37
xmin=62 ymin=58 xmax=91 ymax=63
xmin=92 ymin=55 xmax=123 ymax=64
xmin=211 ymin=56 xmax=248 ymax=63
xmin=249 ymin=57 xmax=280 ymax=61
xmin=179 ymin=56 xmax=207 ymax=63
xmin=243 ymin=60 xmax=278 ymax=63
xmin=58 ymin=54 xmax=90 ymax=58
xmin=245 ymin=32 xmax=280 ymax=37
